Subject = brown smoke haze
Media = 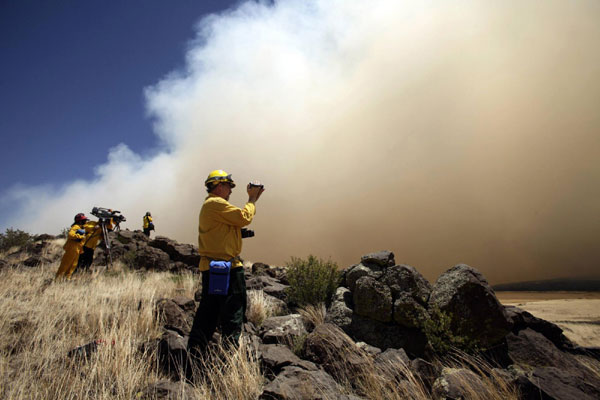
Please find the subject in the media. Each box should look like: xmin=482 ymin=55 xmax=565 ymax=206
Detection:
xmin=6 ymin=1 xmax=600 ymax=284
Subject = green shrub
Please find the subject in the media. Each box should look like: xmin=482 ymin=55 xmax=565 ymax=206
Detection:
xmin=423 ymin=306 xmax=480 ymax=355
xmin=0 ymin=228 xmax=34 ymax=252
xmin=286 ymin=255 xmax=340 ymax=308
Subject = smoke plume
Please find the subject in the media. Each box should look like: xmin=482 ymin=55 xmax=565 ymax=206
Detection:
xmin=3 ymin=0 xmax=600 ymax=283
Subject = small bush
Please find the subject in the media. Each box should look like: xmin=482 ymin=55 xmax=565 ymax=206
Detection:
xmin=286 ymin=255 xmax=340 ymax=308
xmin=0 ymin=228 xmax=34 ymax=252
xmin=424 ymin=307 xmax=480 ymax=355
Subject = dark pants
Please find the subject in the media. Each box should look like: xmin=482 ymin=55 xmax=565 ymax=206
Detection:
xmin=187 ymin=267 xmax=247 ymax=364
xmin=76 ymin=246 xmax=94 ymax=272
xmin=143 ymin=228 xmax=151 ymax=237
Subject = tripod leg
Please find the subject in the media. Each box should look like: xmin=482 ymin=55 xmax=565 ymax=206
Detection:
xmin=102 ymin=223 xmax=113 ymax=268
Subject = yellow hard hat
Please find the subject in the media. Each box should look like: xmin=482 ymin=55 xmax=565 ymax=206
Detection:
xmin=205 ymin=169 xmax=236 ymax=188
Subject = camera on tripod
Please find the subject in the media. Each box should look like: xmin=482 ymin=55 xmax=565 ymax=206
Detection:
xmin=91 ymin=207 xmax=126 ymax=223
xmin=241 ymin=228 xmax=255 ymax=239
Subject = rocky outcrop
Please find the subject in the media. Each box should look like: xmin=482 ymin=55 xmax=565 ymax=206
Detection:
xmin=428 ymin=264 xmax=511 ymax=349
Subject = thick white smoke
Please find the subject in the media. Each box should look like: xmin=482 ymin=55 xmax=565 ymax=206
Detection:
xmin=3 ymin=0 xmax=600 ymax=283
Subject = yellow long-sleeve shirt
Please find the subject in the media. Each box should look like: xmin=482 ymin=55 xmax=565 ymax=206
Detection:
xmin=63 ymin=224 xmax=86 ymax=252
xmin=83 ymin=219 xmax=114 ymax=249
xmin=198 ymin=194 xmax=256 ymax=271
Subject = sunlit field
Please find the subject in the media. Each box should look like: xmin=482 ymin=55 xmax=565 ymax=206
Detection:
xmin=497 ymin=291 xmax=600 ymax=347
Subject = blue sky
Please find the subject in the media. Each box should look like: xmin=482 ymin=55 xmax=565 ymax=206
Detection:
xmin=0 ymin=0 xmax=238 ymax=192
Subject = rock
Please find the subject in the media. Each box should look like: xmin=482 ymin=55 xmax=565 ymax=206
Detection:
xmin=428 ymin=264 xmax=511 ymax=349
xmin=252 ymin=262 xmax=271 ymax=275
xmin=343 ymin=313 xmax=427 ymax=357
xmin=149 ymin=236 xmax=200 ymax=267
xmin=360 ymin=251 xmax=395 ymax=269
xmin=374 ymin=347 xmax=410 ymax=367
xmin=432 ymin=367 xmax=491 ymax=400
xmin=529 ymin=367 xmax=600 ymax=400
xmin=33 ymin=233 xmax=56 ymax=241
xmin=353 ymin=276 xmax=393 ymax=323
xmin=356 ymin=342 xmax=381 ymax=356
xmin=504 ymin=305 xmax=576 ymax=351
xmin=22 ymin=255 xmax=52 ymax=267
xmin=155 ymin=299 xmax=192 ymax=333
xmin=260 ymin=366 xmax=359 ymax=400
xmin=393 ymin=292 xmax=429 ymax=328
xmin=247 ymin=275 xmax=289 ymax=301
xmin=326 ymin=287 xmax=354 ymax=331
xmin=134 ymin=246 xmax=171 ymax=271
xmin=373 ymin=348 xmax=410 ymax=382
xmin=381 ymin=264 xmax=432 ymax=305
xmin=345 ymin=264 xmax=372 ymax=292
xmin=261 ymin=314 xmax=308 ymax=345
xmin=157 ymin=329 xmax=188 ymax=379
xmin=506 ymin=328 xmax=600 ymax=398
xmin=115 ymin=229 xmax=149 ymax=245
xmin=303 ymin=323 xmax=370 ymax=382
xmin=135 ymin=380 xmax=194 ymax=400
xmin=410 ymin=358 xmax=439 ymax=391
xmin=259 ymin=343 xmax=318 ymax=379
xmin=171 ymin=296 xmax=196 ymax=313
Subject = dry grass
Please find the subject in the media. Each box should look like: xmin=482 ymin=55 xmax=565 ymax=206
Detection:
xmin=0 ymin=261 xmax=263 ymax=399
xmin=246 ymin=290 xmax=283 ymax=327
xmin=297 ymin=302 xmax=326 ymax=330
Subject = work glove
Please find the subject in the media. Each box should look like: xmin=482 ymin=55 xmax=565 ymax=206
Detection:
xmin=76 ymin=229 xmax=85 ymax=235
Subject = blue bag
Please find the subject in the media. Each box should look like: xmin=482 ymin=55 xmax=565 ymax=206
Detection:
xmin=208 ymin=260 xmax=231 ymax=295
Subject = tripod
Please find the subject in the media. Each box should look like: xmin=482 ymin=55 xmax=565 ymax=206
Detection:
xmin=99 ymin=218 xmax=122 ymax=268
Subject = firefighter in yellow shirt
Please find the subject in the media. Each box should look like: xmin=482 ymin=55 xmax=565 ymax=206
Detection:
xmin=56 ymin=213 xmax=88 ymax=280
xmin=76 ymin=217 xmax=114 ymax=272
xmin=186 ymin=170 xmax=264 ymax=377
xmin=143 ymin=212 xmax=154 ymax=237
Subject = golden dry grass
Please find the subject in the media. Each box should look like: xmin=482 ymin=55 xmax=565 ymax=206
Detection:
xmin=0 ymin=261 xmax=263 ymax=399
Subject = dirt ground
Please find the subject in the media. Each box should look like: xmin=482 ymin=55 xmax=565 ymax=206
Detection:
xmin=497 ymin=291 xmax=600 ymax=347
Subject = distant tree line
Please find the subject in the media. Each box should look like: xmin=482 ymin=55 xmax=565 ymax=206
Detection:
xmin=0 ymin=228 xmax=34 ymax=252
xmin=493 ymin=278 xmax=600 ymax=292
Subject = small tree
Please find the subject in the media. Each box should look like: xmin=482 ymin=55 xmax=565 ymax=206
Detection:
xmin=0 ymin=228 xmax=34 ymax=252
xmin=286 ymin=255 xmax=340 ymax=308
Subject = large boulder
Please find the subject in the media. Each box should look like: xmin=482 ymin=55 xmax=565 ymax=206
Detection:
xmin=381 ymin=264 xmax=432 ymax=305
xmin=133 ymin=246 xmax=171 ymax=271
xmin=149 ymin=236 xmax=200 ymax=267
xmin=506 ymin=328 xmax=600 ymax=399
xmin=353 ymin=276 xmax=393 ymax=323
xmin=504 ymin=305 xmax=576 ymax=351
xmin=428 ymin=264 xmax=511 ymax=349
xmin=347 ymin=314 xmax=427 ymax=356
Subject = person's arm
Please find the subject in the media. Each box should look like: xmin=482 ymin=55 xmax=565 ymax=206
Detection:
xmin=211 ymin=200 xmax=256 ymax=227
xmin=69 ymin=225 xmax=86 ymax=241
